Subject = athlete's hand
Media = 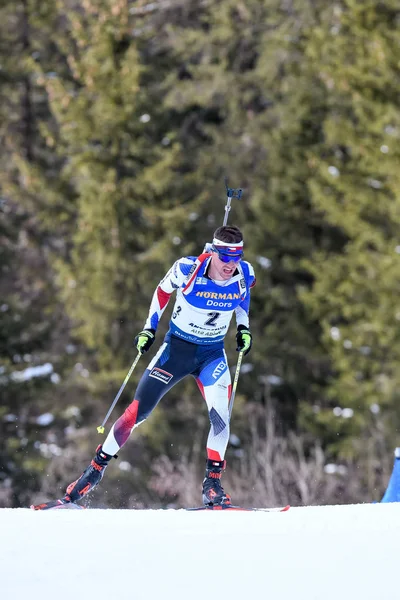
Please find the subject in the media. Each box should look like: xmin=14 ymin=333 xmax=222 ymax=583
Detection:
xmin=236 ymin=325 xmax=252 ymax=355
xmin=134 ymin=329 xmax=156 ymax=354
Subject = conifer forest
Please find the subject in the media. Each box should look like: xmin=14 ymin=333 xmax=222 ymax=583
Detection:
xmin=1 ymin=0 xmax=400 ymax=509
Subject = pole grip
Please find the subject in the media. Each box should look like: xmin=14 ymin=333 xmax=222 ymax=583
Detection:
xmin=223 ymin=177 xmax=242 ymax=226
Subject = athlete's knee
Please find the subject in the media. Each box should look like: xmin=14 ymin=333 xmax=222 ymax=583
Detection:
xmin=111 ymin=399 xmax=138 ymax=447
xmin=135 ymin=399 xmax=157 ymax=423
xmin=125 ymin=394 xmax=158 ymax=424
xmin=123 ymin=400 xmax=139 ymax=426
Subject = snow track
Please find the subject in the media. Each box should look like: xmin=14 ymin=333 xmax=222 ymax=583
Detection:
xmin=1 ymin=503 xmax=398 ymax=600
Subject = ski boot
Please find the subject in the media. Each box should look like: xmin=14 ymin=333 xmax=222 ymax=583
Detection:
xmin=65 ymin=445 xmax=115 ymax=503
xmin=202 ymin=459 xmax=232 ymax=506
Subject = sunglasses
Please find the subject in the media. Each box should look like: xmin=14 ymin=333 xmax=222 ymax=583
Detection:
xmin=212 ymin=246 xmax=243 ymax=263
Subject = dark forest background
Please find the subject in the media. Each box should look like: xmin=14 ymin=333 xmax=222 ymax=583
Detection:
xmin=1 ymin=0 xmax=400 ymax=509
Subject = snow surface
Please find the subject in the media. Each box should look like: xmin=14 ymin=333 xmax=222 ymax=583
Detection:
xmin=1 ymin=502 xmax=398 ymax=600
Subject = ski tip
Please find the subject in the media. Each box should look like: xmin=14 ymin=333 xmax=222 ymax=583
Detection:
xmin=30 ymin=499 xmax=85 ymax=511
xmin=249 ymin=504 xmax=291 ymax=513
xmin=259 ymin=504 xmax=291 ymax=512
xmin=30 ymin=501 xmax=63 ymax=511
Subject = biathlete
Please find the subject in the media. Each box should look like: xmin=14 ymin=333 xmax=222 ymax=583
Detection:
xmin=65 ymin=225 xmax=256 ymax=507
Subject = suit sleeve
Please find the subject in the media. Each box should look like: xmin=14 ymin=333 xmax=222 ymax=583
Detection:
xmin=235 ymin=262 xmax=256 ymax=329
xmin=143 ymin=257 xmax=196 ymax=330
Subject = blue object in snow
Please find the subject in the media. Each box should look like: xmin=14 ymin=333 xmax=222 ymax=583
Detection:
xmin=381 ymin=448 xmax=400 ymax=503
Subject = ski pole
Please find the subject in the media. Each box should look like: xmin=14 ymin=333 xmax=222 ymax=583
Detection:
xmin=97 ymin=352 xmax=142 ymax=434
xmin=229 ymin=350 xmax=244 ymax=419
xmin=222 ymin=177 xmax=244 ymax=420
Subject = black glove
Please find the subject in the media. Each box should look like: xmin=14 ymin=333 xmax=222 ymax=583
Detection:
xmin=134 ymin=329 xmax=156 ymax=354
xmin=236 ymin=325 xmax=252 ymax=356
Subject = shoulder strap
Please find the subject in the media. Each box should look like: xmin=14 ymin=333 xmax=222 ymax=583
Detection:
xmin=236 ymin=262 xmax=247 ymax=299
xmin=182 ymin=253 xmax=211 ymax=295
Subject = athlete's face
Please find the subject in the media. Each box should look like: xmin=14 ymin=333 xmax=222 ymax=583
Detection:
xmin=210 ymin=252 xmax=241 ymax=280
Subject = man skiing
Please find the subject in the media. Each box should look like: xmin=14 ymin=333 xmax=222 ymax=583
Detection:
xmin=48 ymin=225 xmax=255 ymax=508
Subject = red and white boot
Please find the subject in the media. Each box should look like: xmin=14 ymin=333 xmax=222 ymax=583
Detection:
xmin=202 ymin=459 xmax=232 ymax=506
xmin=65 ymin=445 xmax=115 ymax=503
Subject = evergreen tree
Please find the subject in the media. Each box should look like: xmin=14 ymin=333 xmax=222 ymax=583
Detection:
xmin=3 ymin=0 xmax=398 ymax=506
xmin=158 ymin=0 xmax=334 ymax=434
xmin=0 ymin=0 xmax=90 ymax=507
xmin=301 ymin=0 xmax=400 ymax=458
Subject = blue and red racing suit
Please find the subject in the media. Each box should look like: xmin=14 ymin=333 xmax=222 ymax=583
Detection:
xmin=102 ymin=253 xmax=256 ymax=462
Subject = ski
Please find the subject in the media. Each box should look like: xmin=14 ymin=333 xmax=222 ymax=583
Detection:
xmin=186 ymin=504 xmax=290 ymax=512
xmin=30 ymin=498 xmax=84 ymax=511
xmin=30 ymin=500 xmax=290 ymax=512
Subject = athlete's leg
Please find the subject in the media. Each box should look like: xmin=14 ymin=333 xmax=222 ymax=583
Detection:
xmin=195 ymin=349 xmax=233 ymax=506
xmin=102 ymin=339 xmax=195 ymax=455
xmin=195 ymin=349 xmax=231 ymax=461
xmin=66 ymin=337 xmax=196 ymax=502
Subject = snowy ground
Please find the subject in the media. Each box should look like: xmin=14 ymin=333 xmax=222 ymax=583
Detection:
xmin=1 ymin=502 xmax=398 ymax=600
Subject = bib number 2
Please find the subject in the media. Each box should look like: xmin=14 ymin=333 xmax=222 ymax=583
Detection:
xmin=205 ymin=312 xmax=220 ymax=327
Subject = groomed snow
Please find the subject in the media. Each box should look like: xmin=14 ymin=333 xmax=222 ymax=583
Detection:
xmin=1 ymin=502 xmax=398 ymax=600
